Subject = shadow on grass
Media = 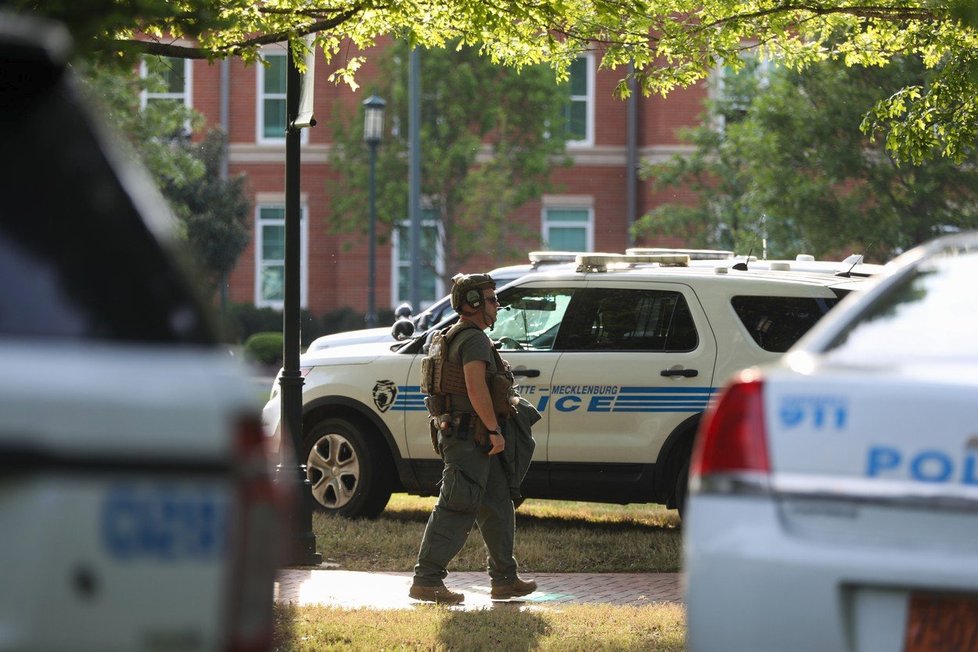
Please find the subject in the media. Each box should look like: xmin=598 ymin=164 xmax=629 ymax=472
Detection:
xmin=515 ymin=511 xmax=681 ymax=534
xmin=382 ymin=505 xmax=680 ymax=534
xmin=271 ymin=602 xmax=298 ymax=651
xmin=272 ymin=596 xmax=552 ymax=650
xmin=438 ymin=606 xmax=550 ymax=652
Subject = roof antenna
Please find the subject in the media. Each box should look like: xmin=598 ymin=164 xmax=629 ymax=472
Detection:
xmin=837 ymin=243 xmax=874 ymax=277
xmin=837 ymin=255 xmax=861 ymax=278
xmin=732 ymin=246 xmax=752 ymax=271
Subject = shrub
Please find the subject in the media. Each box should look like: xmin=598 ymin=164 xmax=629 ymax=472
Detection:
xmin=243 ymin=332 xmax=283 ymax=367
xmin=321 ymin=307 xmax=397 ymax=334
xmin=221 ymin=302 xmax=399 ymax=347
xmin=223 ymin=303 xmax=331 ymax=347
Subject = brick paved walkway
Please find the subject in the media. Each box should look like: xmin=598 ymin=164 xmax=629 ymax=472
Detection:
xmin=275 ymin=568 xmax=683 ymax=610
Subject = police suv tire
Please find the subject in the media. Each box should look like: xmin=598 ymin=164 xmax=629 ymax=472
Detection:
xmin=302 ymin=417 xmax=394 ymax=519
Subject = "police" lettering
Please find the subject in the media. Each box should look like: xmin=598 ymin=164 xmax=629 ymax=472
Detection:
xmin=866 ymin=446 xmax=978 ymax=484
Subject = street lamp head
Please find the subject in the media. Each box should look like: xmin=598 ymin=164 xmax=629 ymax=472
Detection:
xmin=362 ymin=94 xmax=386 ymax=145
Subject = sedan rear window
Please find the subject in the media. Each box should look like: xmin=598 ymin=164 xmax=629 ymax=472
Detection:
xmin=824 ymin=252 xmax=978 ymax=362
xmin=0 ymin=61 xmax=215 ymax=345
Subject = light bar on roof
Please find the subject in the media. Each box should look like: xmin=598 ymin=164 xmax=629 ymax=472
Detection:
xmin=528 ymin=250 xmax=584 ymax=264
xmin=576 ymin=252 xmax=690 ymax=272
xmin=626 ymin=247 xmax=735 ymax=260
xmin=624 ymin=254 xmax=690 ymax=266
xmin=576 ymin=253 xmax=625 ymax=272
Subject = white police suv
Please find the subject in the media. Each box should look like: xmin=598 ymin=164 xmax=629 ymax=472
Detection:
xmin=685 ymin=231 xmax=978 ymax=652
xmin=264 ymin=252 xmax=871 ymax=518
xmin=0 ymin=14 xmax=285 ymax=651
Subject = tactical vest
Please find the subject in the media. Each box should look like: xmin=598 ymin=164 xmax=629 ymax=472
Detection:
xmin=419 ymin=321 xmax=478 ymax=407
xmin=420 ymin=321 xmax=518 ymax=451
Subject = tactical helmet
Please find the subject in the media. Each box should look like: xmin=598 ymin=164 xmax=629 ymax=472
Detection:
xmin=449 ymin=273 xmax=496 ymax=312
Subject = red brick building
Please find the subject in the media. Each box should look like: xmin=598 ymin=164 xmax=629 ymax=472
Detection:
xmin=147 ymin=43 xmax=706 ymax=320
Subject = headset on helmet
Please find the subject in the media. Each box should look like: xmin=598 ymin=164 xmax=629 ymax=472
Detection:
xmin=450 ymin=273 xmax=496 ymax=312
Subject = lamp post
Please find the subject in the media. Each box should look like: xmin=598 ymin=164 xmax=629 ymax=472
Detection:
xmin=363 ymin=94 xmax=385 ymax=328
xmin=280 ymin=43 xmax=321 ymax=567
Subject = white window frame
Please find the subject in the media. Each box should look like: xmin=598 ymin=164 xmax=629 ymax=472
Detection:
xmin=711 ymin=48 xmax=774 ymax=131
xmin=390 ymin=216 xmax=445 ymax=310
xmin=139 ymin=56 xmax=192 ymax=110
xmin=256 ymin=46 xmax=309 ymax=145
xmin=541 ymin=204 xmax=595 ymax=252
xmin=566 ymin=54 xmax=595 ymax=147
xmin=254 ymin=204 xmax=308 ymax=309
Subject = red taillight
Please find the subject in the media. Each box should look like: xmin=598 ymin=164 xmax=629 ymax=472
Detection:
xmin=691 ymin=372 xmax=770 ymax=481
xmin=225 ymin=414 xmax=289 ymax=652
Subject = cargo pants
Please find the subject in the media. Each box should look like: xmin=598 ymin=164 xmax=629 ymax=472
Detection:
xmin=412 ymin=423 xmax=518 ymax=585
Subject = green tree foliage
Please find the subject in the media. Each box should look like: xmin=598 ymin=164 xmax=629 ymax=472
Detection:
xmin=13 ymin=0 xmax=978 ymax=165
xmin=325 ymin=40 xmax=571 ymax=278
xmin=160 ymin=130 xmax=251 ymax=292
xmin=636 ymin=55 xmax=978 ymax=259
xmin=80 ymin=63 xmax=250 ymax=292
xmin=79 ymin=59 xmax=204 ymax=189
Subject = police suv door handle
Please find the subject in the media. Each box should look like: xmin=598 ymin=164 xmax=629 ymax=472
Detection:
xmin=514 ymin=368 xmax=541 ymax=378
xmin=660 ymin=367 xmax=698 ymax=378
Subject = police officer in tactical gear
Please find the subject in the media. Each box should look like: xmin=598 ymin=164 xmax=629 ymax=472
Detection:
xmin=409 ymin=273 xmax=537 ymax=604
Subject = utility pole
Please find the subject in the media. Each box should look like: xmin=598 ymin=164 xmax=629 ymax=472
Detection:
xmin=408 ymin=47 xmax=422 ymax=313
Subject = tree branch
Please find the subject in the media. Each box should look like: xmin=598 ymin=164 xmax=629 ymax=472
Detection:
xmin=99 ymin=8 xmax=364 ymax=59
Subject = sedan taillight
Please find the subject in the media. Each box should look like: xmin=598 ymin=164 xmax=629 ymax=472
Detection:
xmin=691 ymin=371 xmax=770 ymax=492
xmin=225 ymin=414 xmax=289 ymax=652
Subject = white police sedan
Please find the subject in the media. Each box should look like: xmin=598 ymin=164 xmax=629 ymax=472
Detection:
xmin=684 ymin=231 xmax=978 ymax=652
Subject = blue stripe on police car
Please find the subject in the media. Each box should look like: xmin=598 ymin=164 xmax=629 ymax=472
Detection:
xmin=394 ymin=385 xmax=715 ymax=414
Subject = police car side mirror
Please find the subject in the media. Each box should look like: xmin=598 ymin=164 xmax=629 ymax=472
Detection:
xmin=391 ymin=316 xmax=415 ymax=341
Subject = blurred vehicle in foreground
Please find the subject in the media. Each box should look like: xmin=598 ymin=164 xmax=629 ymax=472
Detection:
xmin=685 ymin=231 xmax=978 ymax=651
xmin=0 ymin=12 xmax=285 ymax=652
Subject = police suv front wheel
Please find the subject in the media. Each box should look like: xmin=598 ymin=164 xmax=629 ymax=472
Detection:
xmin=302 ymin=417 xmax=394 ymax=519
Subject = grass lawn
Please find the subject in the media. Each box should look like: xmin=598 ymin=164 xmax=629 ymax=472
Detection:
xmin=274 ymin=495 xmax=686 ymax=649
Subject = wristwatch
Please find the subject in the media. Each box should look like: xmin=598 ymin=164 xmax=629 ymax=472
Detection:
xmin=489 ymin=428 xmax=502 ymax=436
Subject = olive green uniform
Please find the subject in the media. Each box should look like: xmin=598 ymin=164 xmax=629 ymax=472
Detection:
xmin=412 ymin=327 xmax=520 ymax=586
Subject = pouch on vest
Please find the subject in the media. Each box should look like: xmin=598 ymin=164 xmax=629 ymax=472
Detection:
xmin=486 ymin=343 xmax=518 ymax=422
xmin=420 ymin=322 xmax=480 ymax=450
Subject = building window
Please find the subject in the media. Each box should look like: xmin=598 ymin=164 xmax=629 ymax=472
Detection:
xmin=257 ymin=48 xmax=309 ymax=144
xmin=140 ymin=56 xmax=192 ymax=111
xmin=565 ymin=55 xmax=594 ymax=146
xmin=255 ymin=206 xmax=307 ymax=309
xmin=392 ymin=213 xmax=443 ymax=309
xmin=257 ymin=51 xmax=287 ymax=143
xmin=543 ymin=207 xmax=593 ymax=251
xmin=140 ymin=56 xmax=192 ymax=138
xmin=714 ymin=52 xmax=774 ymax=128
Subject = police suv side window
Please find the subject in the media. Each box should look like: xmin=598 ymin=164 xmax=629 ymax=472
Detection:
xmin=554 ymin=288 xmax=698 ymax=352
xmin=731 ymin=295 xmax=839 ymax=353
xmin=493 ymin=288 xmax=575 ymax=351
